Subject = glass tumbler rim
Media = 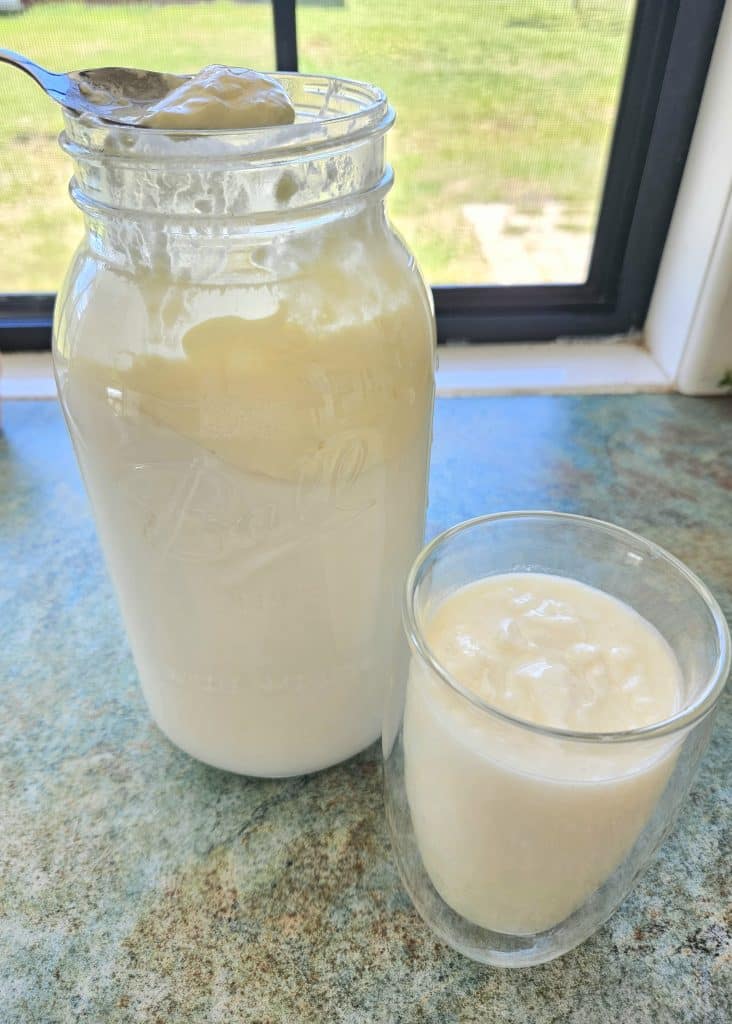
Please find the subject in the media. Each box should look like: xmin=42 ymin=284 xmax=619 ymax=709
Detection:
xmin=403 ymin=510 xmax=731 ymax=745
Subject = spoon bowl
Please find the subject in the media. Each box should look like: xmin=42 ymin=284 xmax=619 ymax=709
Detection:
xmin=0 ymin=48 xmax=183 ymax=124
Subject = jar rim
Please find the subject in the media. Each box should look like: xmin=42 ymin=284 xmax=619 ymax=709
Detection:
xmin=61 ymin=72 xmax=394 ymax=162
xmin=403 ymin=510 xmax=731 ymax=744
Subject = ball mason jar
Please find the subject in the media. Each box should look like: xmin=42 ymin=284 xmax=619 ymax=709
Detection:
xmin=383 ymin=512 xmax=730 ymax=966
xmin=53 ymin=75 xmax=436 ymax=776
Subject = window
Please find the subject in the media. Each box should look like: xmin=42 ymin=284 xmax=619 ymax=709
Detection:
xmin=0 ymin=0 xmax=724 ymax=349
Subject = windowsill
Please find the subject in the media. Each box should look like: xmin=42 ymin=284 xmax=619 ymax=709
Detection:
xmin=436 ymin=338 xmax=670 ymax=394
xmin=1 ymin=352 xmax=58 ymax=400
xmin=0 ymin=340 xmax=671 ymax=401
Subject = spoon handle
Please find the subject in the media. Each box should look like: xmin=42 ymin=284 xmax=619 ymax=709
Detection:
xmin=0 ymin=48 xmax=71 ymax=106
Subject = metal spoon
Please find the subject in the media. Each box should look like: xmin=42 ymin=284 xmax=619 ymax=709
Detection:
xmin=0 ymin=48 xmax=183 ymax=124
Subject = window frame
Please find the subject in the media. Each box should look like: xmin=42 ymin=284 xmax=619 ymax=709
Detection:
xmin=0 ymin=0 xmax=724 ymax=351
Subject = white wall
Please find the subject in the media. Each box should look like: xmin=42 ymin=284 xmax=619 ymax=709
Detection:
xmin=646 ymin=2 xmax=732 ymax=394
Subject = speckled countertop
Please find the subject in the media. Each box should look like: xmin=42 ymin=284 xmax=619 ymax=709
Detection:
xmin=1 ymin=395 xmax=730 ymax=1023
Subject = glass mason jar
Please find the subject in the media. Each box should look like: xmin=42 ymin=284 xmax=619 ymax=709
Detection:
xmin=383 ymin=512 xmax=730 ymax=966
xmin=53 ymin=75 xmax=436 ymax=777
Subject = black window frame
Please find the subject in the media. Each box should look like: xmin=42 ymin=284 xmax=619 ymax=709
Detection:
xmin=0 ymin=0 xmax=724 ymax=350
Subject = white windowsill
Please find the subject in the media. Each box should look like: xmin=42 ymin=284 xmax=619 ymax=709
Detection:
xmin=435 ymin=338 xmax=670 ymax=395
xmin=1 ymin=340 xmax=671 ymax=402
xmin=1 ymin=352 xmax=58 ymax=400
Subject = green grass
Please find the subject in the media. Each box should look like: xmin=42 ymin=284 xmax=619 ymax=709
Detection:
xmin=0 ymin=1 xmax=634 ymax=290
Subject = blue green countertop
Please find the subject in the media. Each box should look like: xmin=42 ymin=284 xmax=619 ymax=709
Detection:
xmin=1 ymin=395 xmax=730 ymax=1022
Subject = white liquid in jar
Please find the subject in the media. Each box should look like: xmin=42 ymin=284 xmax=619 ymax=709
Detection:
xmin=56 ymin=69 xmax=435 ymax=776
xmin=403 ymin=573 xmax=683 ymax=935
xmin=59 ymin=215 xmax=434 ymax=776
